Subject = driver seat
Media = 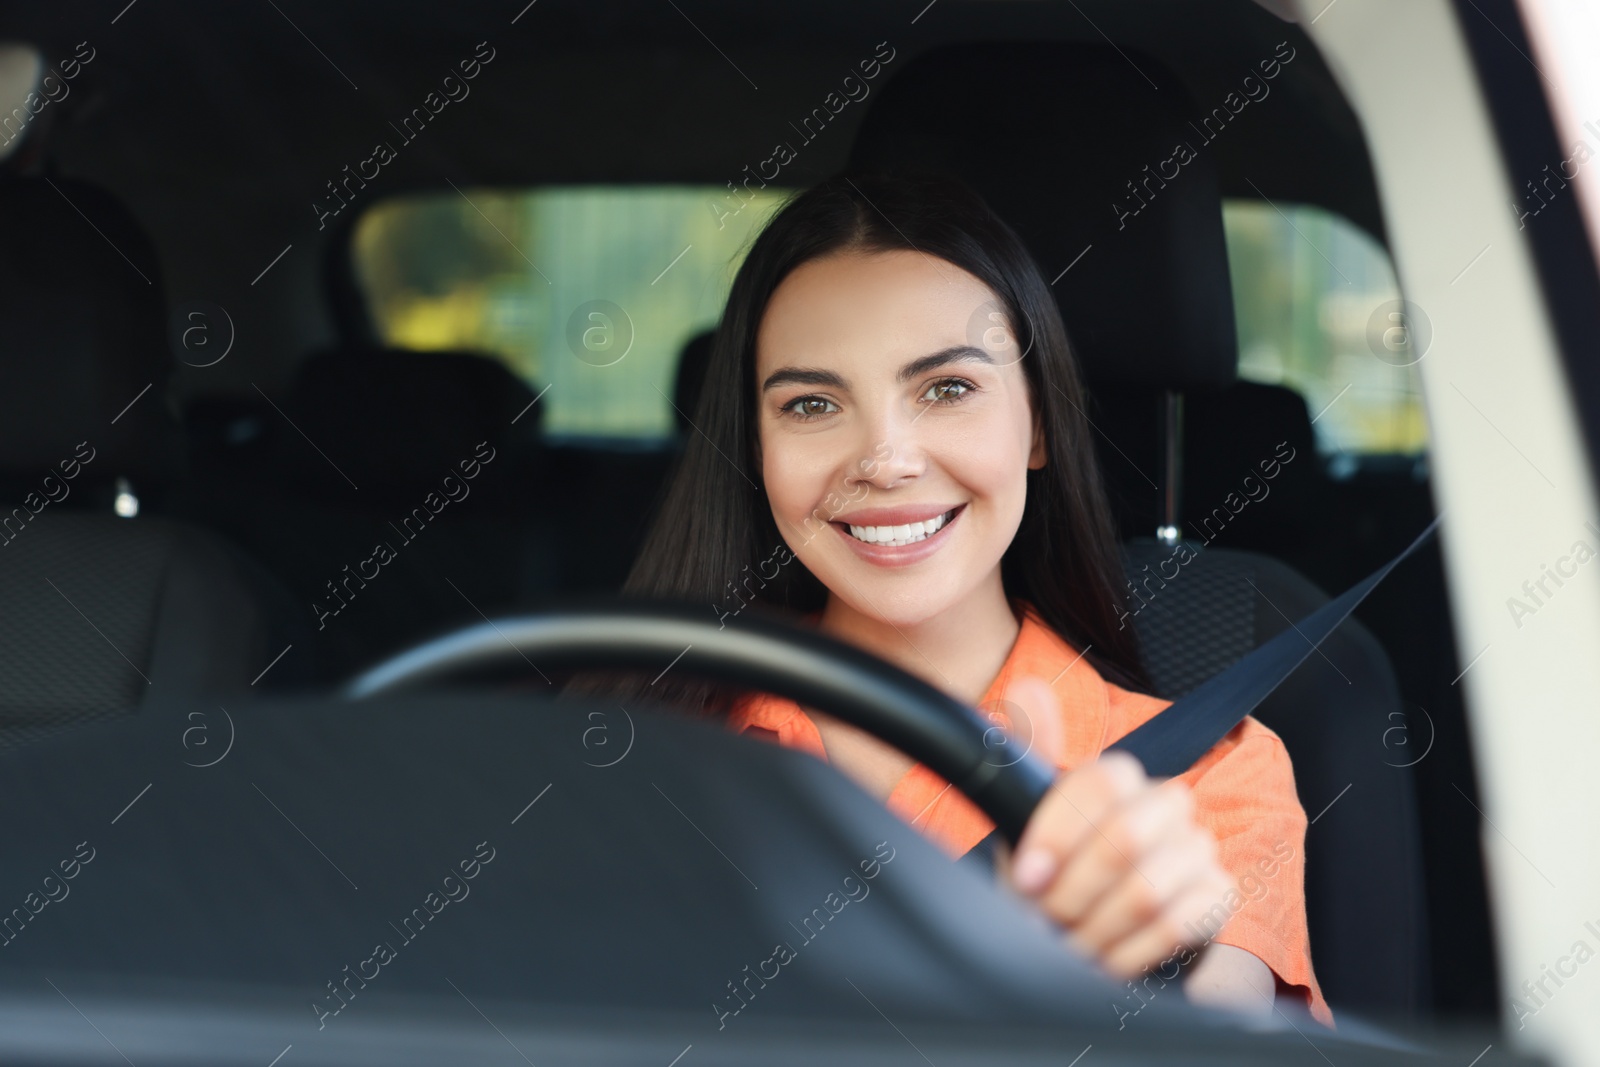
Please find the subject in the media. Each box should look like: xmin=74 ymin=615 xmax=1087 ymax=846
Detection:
xmin=851 ymin=43 xmax=1429 ymax=1019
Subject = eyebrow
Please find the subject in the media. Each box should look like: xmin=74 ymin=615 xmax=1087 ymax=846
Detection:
xmin=760 ymin=345 xmax=996 ymax=393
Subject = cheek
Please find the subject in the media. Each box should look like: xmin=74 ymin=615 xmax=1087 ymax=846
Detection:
xmin=759 ymin=427 xmax=840 ymax=531
xmin=939 ymin=407 xmax=1034 ymax=507
xmin=950 ymin=445 xmax=1030 ymax=534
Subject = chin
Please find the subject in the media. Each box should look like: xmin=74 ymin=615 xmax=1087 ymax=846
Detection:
xmin=825 ymin=572 xmax=973 ymax=630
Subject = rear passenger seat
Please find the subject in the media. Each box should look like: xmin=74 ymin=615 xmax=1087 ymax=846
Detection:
xmin=183 ymin=348 xmax=556 ymax=679
xmin=0 ymin=173 xmax=309 ymax=744
xmin=183 ymin=328 xmax=710 ymax=680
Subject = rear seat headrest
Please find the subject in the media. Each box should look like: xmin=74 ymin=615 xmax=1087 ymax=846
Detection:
xmin=850 ymin=42 xmax=1238 ymax=394
xmin=280 ymin=348 xmax=539 ymax=502
xmin=0 ymin=174 xmax=182 ymax=492
xmin=673 ymin=329 xmax=715 ymax=434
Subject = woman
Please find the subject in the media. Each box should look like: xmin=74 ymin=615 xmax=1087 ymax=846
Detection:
xmin=587 ymin=173 xmax=1330 ymax=1025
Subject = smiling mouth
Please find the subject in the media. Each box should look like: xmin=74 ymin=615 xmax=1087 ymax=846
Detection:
xmin=840 ymin=507 xmax=961 ymax=548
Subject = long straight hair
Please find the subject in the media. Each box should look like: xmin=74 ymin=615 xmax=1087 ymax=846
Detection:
xmin=574 ymin=173 xmax=1150 ymax=713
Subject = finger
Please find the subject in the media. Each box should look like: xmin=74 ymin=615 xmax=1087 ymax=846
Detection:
xmin=1098 ymin=868 xmax=1237 ymax=980
xmin=999 ymin=675 xmax=1066 ymax=767
xmin=1035 ymin=780 xmax=1196 ymax=926
xmin=1069 ymin=829 xmax=1217 ymax=954
xmin=1011 ymin=750 xmax=1148 ymax=897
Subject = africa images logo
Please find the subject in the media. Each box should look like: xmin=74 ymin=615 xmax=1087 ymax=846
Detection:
xmin=1112 ymin=41 xmax=1296 ymax=231
xmin=709 ymin=41 xmax=896 ymax=230
xmin=311 ymin=841 xmax=496 ymax=1029
xmin=711 ymin=841 xmax=896 ymax=1030
xmin=313 ymin=42 xmax=497 ymax=230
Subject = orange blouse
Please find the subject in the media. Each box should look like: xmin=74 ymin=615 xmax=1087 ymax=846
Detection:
xmin=726 ymin=601 xmax=1333 ymax=1027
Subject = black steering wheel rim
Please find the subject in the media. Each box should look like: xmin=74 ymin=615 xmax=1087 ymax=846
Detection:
xmin=341 ymin=600 xmax=1055 ymax=844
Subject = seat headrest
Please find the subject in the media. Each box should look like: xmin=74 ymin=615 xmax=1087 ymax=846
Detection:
xmin=0 ymin=175 xmax=182 ymax=491
xmin=850 ymin=43 xmax=1237 ymax=393
xmin=282 ymin=348 xmax=539 ymax=502
xmin=673 ymin=329 xmax=715 ymax=434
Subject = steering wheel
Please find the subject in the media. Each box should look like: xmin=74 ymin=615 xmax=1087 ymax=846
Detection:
xmin=342 ymin=601 xmax=1056 ymax=844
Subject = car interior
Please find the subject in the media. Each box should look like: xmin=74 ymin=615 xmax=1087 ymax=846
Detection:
xmin=4 ymin=0 xmax=1577 ymax=1057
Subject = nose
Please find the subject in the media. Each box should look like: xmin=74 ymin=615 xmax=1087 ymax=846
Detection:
xmin=843 ymin=403 xmax=925 ymax=492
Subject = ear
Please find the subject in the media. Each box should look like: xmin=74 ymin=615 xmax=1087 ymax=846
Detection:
xmin=1027 ymin=410 xmax=1047 ymax=470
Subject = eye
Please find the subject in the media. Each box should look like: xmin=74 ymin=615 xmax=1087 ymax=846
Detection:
xmin=920 ymin=377 xmax=976 ymax=405
xmin=781 ymin=395 xmax=840 ymax=420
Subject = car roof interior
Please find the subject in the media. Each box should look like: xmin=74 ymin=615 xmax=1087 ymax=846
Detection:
xmin=8 ymin=0 xmax=1381 ymax=378
xmin=1 ymin=0 xmax=1499 ymax=1031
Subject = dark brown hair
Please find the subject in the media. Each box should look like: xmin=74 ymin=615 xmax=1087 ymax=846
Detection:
xmin=569 ymin=172 xmax=1149 ymax=712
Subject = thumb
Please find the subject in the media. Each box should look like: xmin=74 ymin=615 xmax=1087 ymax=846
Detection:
xmin=985 ymin=675 xmax=1065 ymax=771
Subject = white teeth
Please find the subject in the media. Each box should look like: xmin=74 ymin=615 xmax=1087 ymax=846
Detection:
xmin=847 ymin=509 xmax=954 ymax=547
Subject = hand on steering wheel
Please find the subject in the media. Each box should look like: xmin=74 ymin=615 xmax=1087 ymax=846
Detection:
xmin=996 ymin=677 xmax=1236 ymax=981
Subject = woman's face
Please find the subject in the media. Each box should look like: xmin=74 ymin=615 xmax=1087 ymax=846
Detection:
xmin=754 ymin=248 xmax=1044 ymax=628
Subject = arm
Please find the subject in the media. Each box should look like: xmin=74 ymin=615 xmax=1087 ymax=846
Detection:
xmin=1184 ymin=943 xmax=1275 ymax=1017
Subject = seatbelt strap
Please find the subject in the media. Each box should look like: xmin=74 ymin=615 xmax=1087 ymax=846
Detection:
xmin=1107 ymin=514 xmax=1443 ymax=778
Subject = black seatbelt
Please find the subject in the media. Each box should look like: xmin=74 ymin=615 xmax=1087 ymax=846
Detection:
xmin=1108 ymin=514 xmax=1443 ymax=777
xmin=959 ymin=515 xmax=1441 ymax=870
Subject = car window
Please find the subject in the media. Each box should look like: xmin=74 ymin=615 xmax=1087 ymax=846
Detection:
xmin=353 ymin=190 xmax=1422 ymax=456
xmin=1222 ymin=199 xmax=1427 ymax=461
xmin=352 ymin=185 xmax=792 ymax=441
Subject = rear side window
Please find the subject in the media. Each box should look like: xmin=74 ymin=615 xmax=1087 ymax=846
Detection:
xmin=352 ymin=185 xmax=791 ymax=441
xmin=1221 ymin=200 xmax=1427 ymax=459
xmin=352 ymin=190 xmax=1421 ymax=455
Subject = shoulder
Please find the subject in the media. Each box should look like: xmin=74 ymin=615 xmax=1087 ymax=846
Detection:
xmin=1098 ymin=672 xmax=1302 ymax=821
xmin=1008 ymin=604 xmax=1299 ymax=785
xmin=1099 ymin=666 xmax=1294 ymax=767
xmin=1183 ymin=716 xmax=1305 ymax=826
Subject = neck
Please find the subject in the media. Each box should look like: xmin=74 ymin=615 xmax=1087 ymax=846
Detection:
xmin=816 ymin=572 xmax=1022 ymax=706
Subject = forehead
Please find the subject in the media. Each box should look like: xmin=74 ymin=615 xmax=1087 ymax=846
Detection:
xmin=755 ymin=249 xmax=1001 ymax=370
